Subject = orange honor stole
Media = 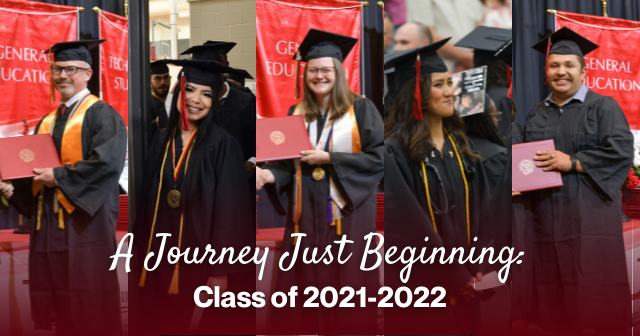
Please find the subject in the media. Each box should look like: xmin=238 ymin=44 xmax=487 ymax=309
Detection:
xmin=32 ymin=93 xmax=100 ymax=230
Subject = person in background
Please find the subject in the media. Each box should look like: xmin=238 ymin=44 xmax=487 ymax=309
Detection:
xmin=385 ymin=0 xmax=406 ymax=28
xmin=150 ymin=60 xmax=171 ymax=129
xmin=384 ymin=11 xmax=395 ymax=53
xmin=406 ymin=0 xmax=483 ymax=72
xmin=481 ymin=0 xmax=512 ymax=29
xmin=456 ymin=26 xmax=512 ymax=140
xmin=393 ymin=21 xmax=433 ymax=52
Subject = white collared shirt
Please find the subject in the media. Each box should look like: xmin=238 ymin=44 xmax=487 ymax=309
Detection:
xmin=61 ymin=88 xmax=90 ymax=108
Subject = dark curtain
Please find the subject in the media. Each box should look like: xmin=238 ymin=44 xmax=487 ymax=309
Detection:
xmin=513 ymin=0 xmax=640 ymax=125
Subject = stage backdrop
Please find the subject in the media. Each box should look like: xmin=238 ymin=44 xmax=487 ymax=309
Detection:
xmin=98 ymin=9 xmax=128 ymax=126
xmin=256 ymin=0 xmax=362 ymax=118
xmin=555 ymin=11 xmax=640 ymax=129
xmin=0 ymin=1 xmax=79 ymax=137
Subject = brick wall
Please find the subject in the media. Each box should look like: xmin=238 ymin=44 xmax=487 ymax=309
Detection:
xmin=188 ymin=0 xmax=256 ymax=79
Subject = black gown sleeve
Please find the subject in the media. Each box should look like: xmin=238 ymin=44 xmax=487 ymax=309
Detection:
xmin=52 ymin=102 xmax=127 ymax=217
xmin=329 ymin=98 xmax=384 ymax=212
xmin=574 ymin=97 xmax=634 ymax=200
xmin=207 ymin=135 xmax=256 ymax=276
xmin=241 ymin=96 xmax=257 ymax=160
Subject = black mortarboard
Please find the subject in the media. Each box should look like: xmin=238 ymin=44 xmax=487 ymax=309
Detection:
xmin=532 ymin=27 xmax=599 ymax=57
xmin=455 ymin=26 xmax=511 ymax=54
xmin=180 ymin=41 xmax=237 ymax=61
xmin=43 ymin=39 xmax=105 ymax=66
xmin=150 ymin=61 xmax=170 ymax=75
xmin=383 ymin=38 xmax=451 ymax=121
xmin=161 ymin=59 xmax=246 ymax=130
xmin=295 ymin=29 xmax=358 ymax=62
xmin=495 ymin=40 xmax=512 ymax=68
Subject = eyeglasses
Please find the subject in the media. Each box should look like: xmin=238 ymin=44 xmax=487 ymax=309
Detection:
xmin=307 ymin=67 xmax=336 ymax=76
xmin=152 ymin=75 xmax=171 ymax=82
xmin=50 ymin=65 xmax=90 ymax=76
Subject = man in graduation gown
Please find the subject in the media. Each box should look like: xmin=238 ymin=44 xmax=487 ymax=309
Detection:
xmin=522 ymin=27 xmax=633 ymax=335
xmin=149 ymin=60 xmax=171 ymax=129
xmin=0 ymin=40 xmax=126 ymax=335
xmin=180 ymin=41 xmax=257 ymax=172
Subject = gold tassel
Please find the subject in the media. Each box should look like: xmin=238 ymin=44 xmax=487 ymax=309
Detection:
xmin=330 ymin=201 xmax=336 ymax=226
xmin=36 ymin=193 xmax=43 ymax=231
xmin=58 ymin=208 xmax=64 ymax=230
xmin=337 ymin=217 xmax=342 ymax=236
xmin=168 ymin=265 xmax=180 ymax=295
xmin=138 ymin=269 xmax=148 ymax=288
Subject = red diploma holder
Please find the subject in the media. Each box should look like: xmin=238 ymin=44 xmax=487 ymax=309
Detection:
xmin=256 ymin=115 xmax=314 ymax=163
xmin=512 ymin=140 xmax=563 ymax=193
xmin=0 ymin=134 xmax=62 ymax=180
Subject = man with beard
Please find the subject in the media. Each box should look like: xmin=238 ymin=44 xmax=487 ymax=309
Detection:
xmin=521 ymin=27 xmax=633 ymax=335
xmin=150 ymin=60 xmax=171 ymax=129
xmin=0 ymin=40 xmax=126 ymax=335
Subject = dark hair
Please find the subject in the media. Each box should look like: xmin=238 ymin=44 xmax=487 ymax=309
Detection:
xmin=157 ymin=72 xmax=224 ymax=212
xmin=481 ymin=0 xmax=507 ymax=5
xmin=473 ymin=52 xmax=508 ymax=88
xmin=577 ymin=55 xmax=585 ymax=69
xmin=464 ymin=97 xmax=505 ymax=147
xmin=385 ymin=74 xmax=480 ymax=162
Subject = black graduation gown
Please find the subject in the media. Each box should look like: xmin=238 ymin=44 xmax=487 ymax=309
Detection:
xmin=149 ymin=94 xmax=169 ymax=129
xmin=133 ymin=125 xmax=255 ymax=334
xmin=214 ymin=86 xmax=256 ymax=162
xmin=522 ymin=90 xmax=633 ymax=330
xmin=384 ymin=135 xmax=494 ymax=333
xmin=10 ymin=99 xmax=126 ymax=334
xmin=263 ymin=97 xmax=384 ymax=334
xmin=487 ymin=86 xmax=512 ymax=142
xmin=469 ymin=135 xmax=508 ymax=198
xmin=228 ymin=80 xmax=254 ymax=96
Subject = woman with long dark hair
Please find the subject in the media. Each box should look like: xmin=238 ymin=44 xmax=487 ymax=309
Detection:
xmin=133 ymin=60 xmax=254 ymax=334
xmin=384 ymin=40 xmax=494 ymax=332
xmin=255 ymin=29 xmax=384 ymax=333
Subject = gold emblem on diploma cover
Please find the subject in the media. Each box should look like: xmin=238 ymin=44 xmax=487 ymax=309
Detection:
xmin=167 ymin=190 xmax=182 ymax=208
xmin=313 ymin=167 xmax=325 ymax=181
xmin=19 ymin=149 xmax=35 ymax=163
xmin=270 ymin=131 xmax=286 ymax=145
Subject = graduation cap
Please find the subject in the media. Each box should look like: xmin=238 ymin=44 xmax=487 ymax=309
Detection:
xmin=43 ymin=39 xmax=105 ymax=104
xmin=180 ymin=41 xmax=237 ymax=61
xmin=227 ymin=69 xmax=254 ymax=86
xmin=291 ymin=29 xmax=359 ymax=99
xmin=494 ymin=40 xmax=512 ymax=98
xmin=532 ymin=27 xmax=598 ymax=84
xmin=383 ymin=38 xmax=450 ymax=121
xmin=150 ymin=60 xmax=170 ymax=75
xmin=455 ymin=26 xmax=511 ymax=68
xmin=160 ymin=59 xmax=246 ymax=131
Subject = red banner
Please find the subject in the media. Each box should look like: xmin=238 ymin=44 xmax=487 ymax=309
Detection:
xmin=556 ymin=12 xmax=640 ymax=129
xmin=0 ymin=0 xmax=78 ymax=137
xmin=99 ymin=10 xmax=128 ymax=126
xmin=256 ymin=0 xmax=362 ymax=118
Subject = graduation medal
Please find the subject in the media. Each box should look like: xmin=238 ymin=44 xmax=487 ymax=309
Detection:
xmin=167 ymin=190 xmax=182 ymax=208
xmin=168 ymin=129 xmax=198 ymax=208
xmin=313 ymin=166 xmax=325 ymax=180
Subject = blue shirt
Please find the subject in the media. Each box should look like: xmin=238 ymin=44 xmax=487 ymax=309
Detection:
xmin=544 ymin=84 xmax=588 ymax=108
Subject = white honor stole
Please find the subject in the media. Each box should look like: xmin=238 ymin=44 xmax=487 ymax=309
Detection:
xmin=291 ymin=104 xmax=362 ymax=237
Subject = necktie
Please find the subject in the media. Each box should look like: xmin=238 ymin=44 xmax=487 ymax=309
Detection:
xmin=58 ymin=104 xmax=67 ymax=117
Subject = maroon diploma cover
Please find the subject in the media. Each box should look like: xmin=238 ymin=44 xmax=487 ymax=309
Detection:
xmin=512 ymin=140 xmax=563 ymax=193
xmin=257 ymin=115 xmax=314 ymax=163
xmin=0 ymin=134 xmax=62 ymax=180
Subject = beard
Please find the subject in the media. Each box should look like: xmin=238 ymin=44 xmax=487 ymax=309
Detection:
xmin=55 ymin=80 xmax=75 ymax=97
xmin=152 ymin=85 xmax=169 ymax=98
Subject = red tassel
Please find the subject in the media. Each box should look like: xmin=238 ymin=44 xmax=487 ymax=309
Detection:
xmin=413 ymin=54 xmax=423 ymax=121
xmin=180 ymin=73 xmax=190 ymax=131
xmin=544 ymin=39 xmax=551 ymax=86
xmin=506 ymin=65 xmax=513 ymax=99
xmin=49 ymin=48 xmax=55 ymax=104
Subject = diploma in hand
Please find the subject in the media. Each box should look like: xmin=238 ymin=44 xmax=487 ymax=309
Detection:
xmin=257 ymin=115 xmax=314 ymax=163
xmin=0 ymin=134 xmax=62 ymax=180
xmin=512 ymin=140 xmax=563 ymax=193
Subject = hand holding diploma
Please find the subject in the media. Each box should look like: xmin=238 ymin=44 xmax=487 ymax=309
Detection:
xmin=33 ymin=168 xmax=58 ymax=188
xmin=300 ymin=150 xmax=332 ymax=165
xmin=255 ymin=166 xmax=275 ymax=191
xmin=0 ymin=181 xmax=14 ymax=200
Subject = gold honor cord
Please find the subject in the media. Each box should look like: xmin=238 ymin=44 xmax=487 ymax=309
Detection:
xmin=139 ymin=129 xmax=196 ymax=294
xmin=420 ymin=130 xmax=471 ymax=246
